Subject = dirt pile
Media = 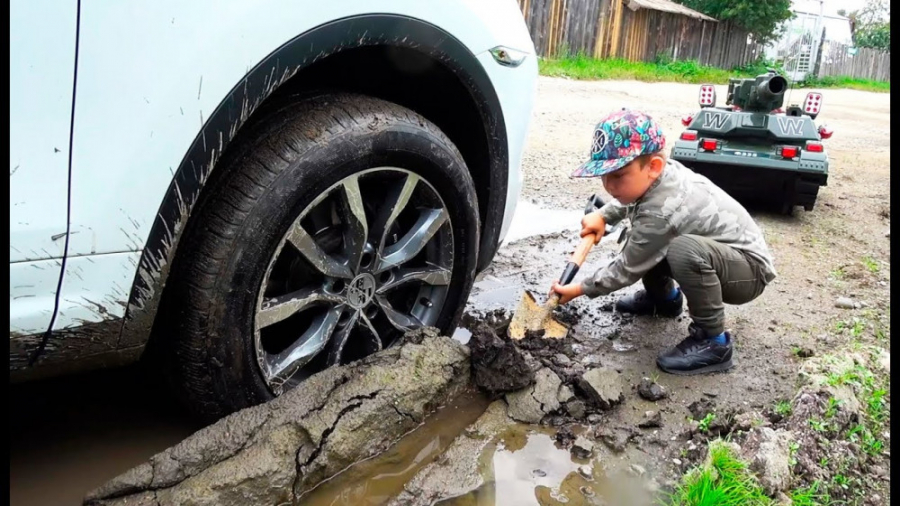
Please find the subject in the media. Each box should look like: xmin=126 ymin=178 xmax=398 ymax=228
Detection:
xmin=468 ymin=316 xmax=625 ymax=425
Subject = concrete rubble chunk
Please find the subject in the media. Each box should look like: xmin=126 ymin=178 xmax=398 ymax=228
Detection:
xmin=505 ymin=368 xmax=561 ymax=424
xmin=84 ymin=336 xmax=471 ymax=506
xmin=575 ymin=368 xmax=624 ymax=410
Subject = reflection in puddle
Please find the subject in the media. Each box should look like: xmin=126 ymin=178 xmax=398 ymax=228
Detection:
xmin=298 ymin=390 xmax=490 ymax=506
xmin=438 ymin=425 xmax=653 ymax=506
xmin=502 ymin=201 xmax=584 ymax=245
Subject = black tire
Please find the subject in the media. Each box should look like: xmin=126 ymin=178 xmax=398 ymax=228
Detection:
xmin=164 ymin=93 xmax=480 ymax=421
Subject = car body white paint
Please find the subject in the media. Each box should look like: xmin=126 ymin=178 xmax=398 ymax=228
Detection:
xmin=9 ymin=1 xmax=78 ymax=334
xmin=9 ymin=0 xmax=537 ymax=337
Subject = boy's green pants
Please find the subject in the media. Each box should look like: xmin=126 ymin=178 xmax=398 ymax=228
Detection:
xmin=643 ymin=235 xmax=768 ymax=336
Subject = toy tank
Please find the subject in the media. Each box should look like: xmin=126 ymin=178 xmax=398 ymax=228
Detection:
xmin=670 ymin=70 xmax=833 ymax=214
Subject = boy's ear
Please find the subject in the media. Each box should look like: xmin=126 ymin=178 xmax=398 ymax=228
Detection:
xmin=648 ymin=154 xmax=666 ymax=175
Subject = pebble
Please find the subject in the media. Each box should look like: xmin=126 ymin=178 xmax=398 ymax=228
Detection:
xmin=835 ymin=297 xmax=859 ymax=309
xmin=578 ymin=465 xmax=592 ymax=478
xmin=630 ymin=464 xmax=646 ymax=476
xmin=673 ymin=458 xmax=682 ymax=465
xmin=571 ymin=436 xmax=595 ymax=459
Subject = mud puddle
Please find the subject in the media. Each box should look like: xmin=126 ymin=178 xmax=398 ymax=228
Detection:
xmin=10 ymin=365 xmax=199 ymax=506
xmin=437 ymin=424 xmax=651 ymax=506
xmin=299 ymin=390 xmax=491 ymax=506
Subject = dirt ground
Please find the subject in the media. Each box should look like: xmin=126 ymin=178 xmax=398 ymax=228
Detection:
xmin=464 ymin=76 xmax=891 ymax=499
xmin=9 ymin=78 xmax=891 ymax=506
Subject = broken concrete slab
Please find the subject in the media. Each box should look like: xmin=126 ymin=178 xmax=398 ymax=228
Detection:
xmin=387 ymin=401 xmax=511 ymax=506
xmin=576 ymin=368 xmax=624 ymax=410
xmin=505 ymin=368 xmax=562 ymax=424
xmin=84 ymin=335 xmax=471 ymax=506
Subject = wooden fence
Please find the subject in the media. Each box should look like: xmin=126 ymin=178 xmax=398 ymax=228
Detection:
xmin=817 ymin=42 xmax=891 ymax=81
xmin=518 ymin=0 xmax=765 ymax=69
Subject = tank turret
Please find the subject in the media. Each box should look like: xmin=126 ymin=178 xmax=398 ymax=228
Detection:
xmin=725 ymin=71 xmax=788 ymax=113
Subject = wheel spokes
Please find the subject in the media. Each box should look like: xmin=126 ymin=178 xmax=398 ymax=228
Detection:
xmin=286 ymin=221 xmax=353 ymax=279
xmin=257 ymin=288 xmax=343 ymax=329
xmin=265 ymin=305 xmax=344 ymax=386
xmin=338 ymin=175 xmax=369 ymax=273
xmin=370 ymin=174 xmax=418 ymax=254
xmin=374 ymin=294 xmax=422 ymax=332
xmin=376 ymin=208 xmax=448 ymax=273
xmin=325 ymin=310 xmax=360 ymax=367
xmin=376 ymin=264 xmax=451 ymax=294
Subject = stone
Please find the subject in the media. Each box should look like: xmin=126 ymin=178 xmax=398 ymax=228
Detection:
xmin=638 ymin=410 xmax=663 ymax=429
xmin=834 ymin=297 xmax=859 ymax=309
xmin=557 ymin=385 xmax=575 ymax=404
xmin=596 ymin=427 xmax=634 ymax=454
xmin=637 ymin=378 xmax=668 ymax=401
xmin=739 ymin=428 xmax=794 ymax=496
xmin=571 ymin=436 xmax=594 ymax=459
xmin=554 ymin=425 xmax=576 ymax=448
xmin=575 ymin=368 xmax=624 ymax=410
xmin=566 ymin=399 xmax=586 ymax=420
xmin=505 ymin=368 xmax=562 ymax=424
xmin=733 ymin=411 xmax=766 ymax=432
xmin=554 ymin=353 xmax=572 ymax=367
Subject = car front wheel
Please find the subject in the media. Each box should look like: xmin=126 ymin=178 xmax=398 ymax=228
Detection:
xmin=165 ymin=93 xmax=480 ymax=421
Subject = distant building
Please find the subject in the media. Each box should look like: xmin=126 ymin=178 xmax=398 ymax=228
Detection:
xmin=763 ymin=0 xmax=854 ymax=80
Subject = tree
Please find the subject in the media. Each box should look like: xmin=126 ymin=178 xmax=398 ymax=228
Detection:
xmin=674 ymin=0 xmax=794 ymax=45
xmin=849 ymin=0 xmax=890 ymax=50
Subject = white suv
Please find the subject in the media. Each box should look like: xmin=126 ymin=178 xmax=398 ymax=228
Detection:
xmin=10 ymin=0 xmax=537 ymax=420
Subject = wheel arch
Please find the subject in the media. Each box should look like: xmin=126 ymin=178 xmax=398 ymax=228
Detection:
xmin=123 ymin=14 xmax=509 ymax=353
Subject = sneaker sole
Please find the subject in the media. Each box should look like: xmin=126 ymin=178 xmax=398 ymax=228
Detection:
xmin=657 ymin=359 xmax=734 ymax=376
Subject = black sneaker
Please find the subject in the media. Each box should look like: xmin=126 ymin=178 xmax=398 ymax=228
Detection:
xmin=656 ymin=323 xmax=734 ymax=375
xmin=615 ymin=288 xmax=683 ymax=317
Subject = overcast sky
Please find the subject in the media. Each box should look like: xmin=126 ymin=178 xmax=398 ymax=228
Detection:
xmin=795 ymin=0 xmax=871 ymax=17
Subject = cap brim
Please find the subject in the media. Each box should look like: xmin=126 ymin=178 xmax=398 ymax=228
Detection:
xmin=570 ymin=156 xmax=634 ymax=178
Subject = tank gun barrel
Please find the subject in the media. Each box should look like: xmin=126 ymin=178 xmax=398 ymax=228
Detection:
xmin=726 ymin=72 xmax=788 ymax=112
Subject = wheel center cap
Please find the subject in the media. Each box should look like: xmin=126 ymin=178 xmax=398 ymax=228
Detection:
xmin=346 ymin=273 xmax=376 ymax=309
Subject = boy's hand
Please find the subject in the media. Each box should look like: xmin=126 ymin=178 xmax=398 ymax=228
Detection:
xmin=550 ymin=281 xmax=584 ymax=305
xmin=581 ymin=211 xmax=606 ymax=244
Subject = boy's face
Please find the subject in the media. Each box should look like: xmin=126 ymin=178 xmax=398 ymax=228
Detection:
xmin=601 ymin=154 xmax=666 ymax=204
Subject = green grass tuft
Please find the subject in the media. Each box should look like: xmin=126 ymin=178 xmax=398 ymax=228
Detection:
xmin=538 ymin=56 xmax=890 ymax=93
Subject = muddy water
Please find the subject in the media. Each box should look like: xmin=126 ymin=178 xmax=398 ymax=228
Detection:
xmin=437 ymin=425 xmax=652 ymax=506
xmin=299 ymin=390 xmax=491 ymax=505
xmin=9 ymin=365 xmax=200 ymax=506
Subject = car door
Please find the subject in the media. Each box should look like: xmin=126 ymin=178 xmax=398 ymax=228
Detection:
xmin=9 ymin=0 xmax=78 ymax=337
